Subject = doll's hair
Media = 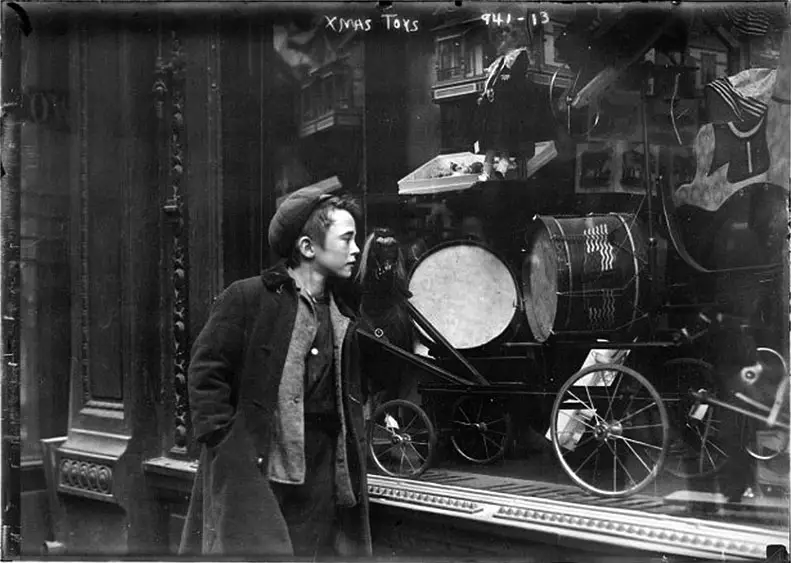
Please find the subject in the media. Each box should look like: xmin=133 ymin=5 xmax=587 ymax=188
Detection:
xmin=489 ymin=21 xmax=532 ymax=55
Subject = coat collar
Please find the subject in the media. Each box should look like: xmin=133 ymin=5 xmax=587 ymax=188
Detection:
xmin=260 ymin=261 xmax=358 ymax=320
xmin=261 ymin=261 xmax=295 ymax=291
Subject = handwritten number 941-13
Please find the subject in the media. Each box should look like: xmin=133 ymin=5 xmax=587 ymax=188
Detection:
xmin=482 ymin=12 xmax=549 ymax=27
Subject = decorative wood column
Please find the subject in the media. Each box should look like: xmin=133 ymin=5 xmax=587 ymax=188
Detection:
xmin=2 ymin=11 xmax=23 ymax=557
xmin=46 ymin=12 xmax=168 ymax=554
xmin=156 ymin=30 xmax=192 ymax=458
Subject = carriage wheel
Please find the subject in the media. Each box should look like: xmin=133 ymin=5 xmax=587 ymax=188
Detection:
xmin=660 ymin=358 xmax=729 ymax=479
xmin=744 ymin=425 xmax=789 ymax=461
xmin=449 ymin=395 xmax=513 ymax=464
xmin=745 ymin=348 xmax=790 ymax=461
xmin=368 ymin=399 xmax=436 ymax=479
xmin=550 ymin=363 xmax=669 ymax=497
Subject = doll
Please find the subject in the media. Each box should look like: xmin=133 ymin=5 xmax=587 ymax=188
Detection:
xmin=475 ymin=22 xmax=541 ymax=181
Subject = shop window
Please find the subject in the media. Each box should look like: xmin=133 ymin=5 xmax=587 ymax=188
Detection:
xmin=297 ymin=59 xmax=362 ymax=137
xmin=701 ymin=52 xmax=717 ymax=85
xmin=437 ymin=35 xmax=464 ymax=81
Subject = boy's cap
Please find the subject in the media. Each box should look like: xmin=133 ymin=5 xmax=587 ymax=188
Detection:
xmin=268 ymin=177 xmax=343 ymax=258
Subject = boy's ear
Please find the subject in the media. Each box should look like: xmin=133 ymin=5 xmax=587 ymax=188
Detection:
xmin=297 ymin=235 xmax=315 ymax=259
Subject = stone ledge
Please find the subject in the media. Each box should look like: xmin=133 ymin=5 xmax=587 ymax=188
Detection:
xmin=368 ymin=474 xmax=787 ymax=561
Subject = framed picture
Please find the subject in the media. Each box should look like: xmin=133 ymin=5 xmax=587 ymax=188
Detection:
xmin=660 ymin=145 xmax=697 ymax=193
xmin=575 ymin=142 xmax=615 ymax=193
xmin=576 ymin=141 xmax=660 ymax=194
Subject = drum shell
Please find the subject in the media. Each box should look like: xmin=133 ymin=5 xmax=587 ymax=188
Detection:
xmin=522 ymin=214 xmax=649 ymax=342
xmin=408 ymin=240 xmax=522 ymax=351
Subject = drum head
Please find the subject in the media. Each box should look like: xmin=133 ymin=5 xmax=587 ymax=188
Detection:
xmin=522 ymin=224 xmax=558 ymax=342
xmin=408 ymin=241 xmax=519 ymax=350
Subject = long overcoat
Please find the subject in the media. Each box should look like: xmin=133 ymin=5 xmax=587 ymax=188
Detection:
xmin=178 ymin=263 xmax=372 ymax=558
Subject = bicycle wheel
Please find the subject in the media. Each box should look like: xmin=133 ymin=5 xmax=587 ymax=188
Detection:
xmin=550 ymin=363 xmax=669 ymax=497
xmin=368 ymin=399 xmax=436 ymax=478
xmin=450 ymin=395 xmax=513 ymax=464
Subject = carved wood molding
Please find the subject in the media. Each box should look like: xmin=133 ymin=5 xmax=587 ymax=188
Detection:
xmin=58 ymin=457 xmax=114 ymax=502
xmin=157 ymin=30 xmax=191 ymax=454
xmin=77 ymin=24 xmax=91 ymax=405
xmin=1 ymin=22 xmax=23 ymax=557
xmin=368 ymin=475 xmax=785 ymax=561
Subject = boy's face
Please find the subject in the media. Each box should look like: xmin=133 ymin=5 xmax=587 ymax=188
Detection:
xmin=313 ymin=209 xmax=359 ymax=279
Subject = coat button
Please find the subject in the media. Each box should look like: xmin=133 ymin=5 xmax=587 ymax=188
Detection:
xmin=310 ymin=347 xmax=319 ymax=356
xmin=293 ymin=396 xmax=300 ymax=404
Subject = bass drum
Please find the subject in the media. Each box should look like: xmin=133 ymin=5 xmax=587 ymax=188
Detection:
xmin=408 ymin=240 xmax=521 ymax=350
xmin=522 ymin=214 xmax=650 ymax=342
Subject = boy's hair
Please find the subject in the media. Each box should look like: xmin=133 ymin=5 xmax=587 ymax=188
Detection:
xmin=286 ymin=194 xmax=361 ymax=268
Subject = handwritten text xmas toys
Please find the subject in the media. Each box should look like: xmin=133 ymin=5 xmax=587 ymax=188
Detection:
xmin=324 ymin=14 xmax=419 ymax=33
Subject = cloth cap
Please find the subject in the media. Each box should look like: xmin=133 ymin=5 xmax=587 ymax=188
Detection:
xmin=268 ymin=178 xmax=343 ymax=258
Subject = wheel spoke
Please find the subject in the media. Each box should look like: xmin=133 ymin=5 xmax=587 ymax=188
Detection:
xmin=604 ymin=372 xmax=624 ymax=421
xmin=573 ymin=444 xmax=601 ymax=474
xmin=375 ymin=422 xmax=397 ymax=436
xmin=701 ymin=443 xmax=716 ymax=473
xmin=617 ymin=400 xmax=658 ymax=425
xmin=616 ymin=434 xmax=663 ymax=452
xmin=584 ymin=385 xmax=607 ymax=424
xmin=483 ymin=434 xmax=503 ymax=449
xmin=566 ymin=390 xmax=602 ymax=424
xmin=563 ymin=410 xmax=598 ymax=432
xmin=374 ymin=443 xmax=400 ymax=458
xmin=403 ymin=413 xmax=419 ymax=433
xmin=405 ymin=443 xmax=426 ymax=463
xmin=628 ymin=423 xmax=665 ymax=430
xmin=485 ymin=417 xmax=507 ymax=426
xmin=459 ymin=406 xmax=471 ymax=423
xmin=606 ymin=439 xmax=638 ymax=489
xmin=621 ymin=436 xmax=655 ymax=475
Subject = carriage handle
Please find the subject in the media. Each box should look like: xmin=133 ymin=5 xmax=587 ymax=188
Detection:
xmin=679 ymin=311 xmax=752 ymax=343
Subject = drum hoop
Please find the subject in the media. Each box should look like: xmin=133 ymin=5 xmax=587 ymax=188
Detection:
xmin=408 ymin=238 xmax=523 ymax=348
xmin=611 ymin=213 xmax=642 ymax=329
xmin=523 ymin=213 xmax=645 ymax=340
xmin=408 ymin=238 xmax=521 ymax=311
xmin=546 ymin=218 xmax=573 ymax=333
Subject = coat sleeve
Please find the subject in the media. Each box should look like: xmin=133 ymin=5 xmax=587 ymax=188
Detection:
xmin=188 ymin=281 xmax=248 ymax=446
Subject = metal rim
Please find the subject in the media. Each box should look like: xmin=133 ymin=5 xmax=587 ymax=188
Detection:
xmin=744 ymin=422 xmax=789 ymax=461
xmin=660 ymin=358 xmax=728 ymax=479
xmin=449 ymin=395 xmax=513 ymax=464
xmin=368 ymin=399 xmax=436 ymax=479
xmin=550 ymin=363 xmax=669 ymax=497
xmin=744 ymin=347 xmax=789 ymax=460
xmin=407 ymin=239 xmax=522 ymax=350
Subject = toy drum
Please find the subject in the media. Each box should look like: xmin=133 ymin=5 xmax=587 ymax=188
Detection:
xmin=408 ymin=240 xmax=521 ymax=350
xmin=522 ymin=214 xmax=650 ymax=342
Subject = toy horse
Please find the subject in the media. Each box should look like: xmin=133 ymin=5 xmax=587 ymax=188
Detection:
xmin=355 ymin=228 xmax=417 ymax=405
xmin=674 ymin=28 xmax=790 ymax=212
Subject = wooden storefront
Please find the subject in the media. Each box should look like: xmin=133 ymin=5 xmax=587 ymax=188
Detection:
xmin=4 ymin=2 xmax=789 ymax=559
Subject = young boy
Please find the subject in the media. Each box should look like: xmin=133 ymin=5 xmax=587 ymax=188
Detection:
xmin=179 ymin=183 xmax=371 ymax=559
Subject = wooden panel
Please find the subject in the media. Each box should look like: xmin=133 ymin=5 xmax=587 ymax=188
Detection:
xmin=19 ymin=11 xmax=73 ymax=462
xmin=120 ymin=18 xmax=161 ymax=436
xmin=85 ymin=19 xmax=124 ymax=402
xmin=257 ymin=21 xmax=276 ymax=270
xmin=183 ymin=20 xmax=223 ymax=338
xmin=220 ymin=17 xmax=262 ymax=283
xmin=364 ymin=31 xmax=408 ymax=195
